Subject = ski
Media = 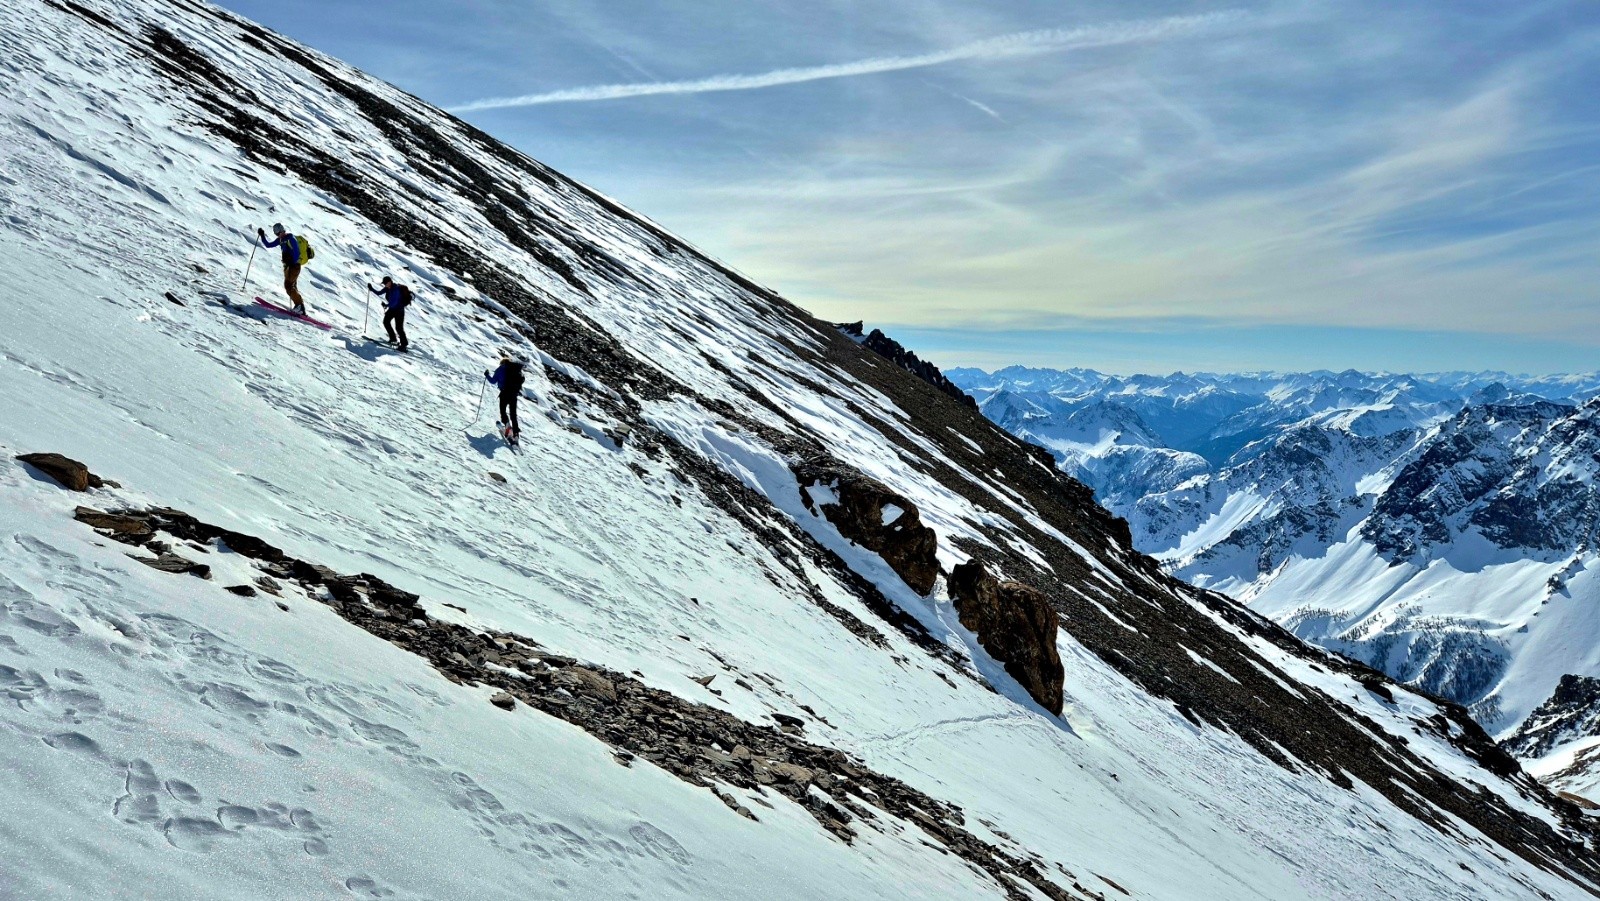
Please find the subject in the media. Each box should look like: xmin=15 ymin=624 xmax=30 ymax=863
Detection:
xmin=255 ymin=297 xmax=333 ymax=330
xmin=497 ymin=421 xmax=521 ymax=452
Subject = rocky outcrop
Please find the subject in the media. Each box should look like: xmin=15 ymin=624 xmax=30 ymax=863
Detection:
xmin=1503 ymin=675 xmax=1600 ymax=759
xmin=17 ymin=453 xmax=109 ymax=492
xmin=947 ymin=562 xmax=1064 ymax=715
xmin=74 ymin=506 xmax=154 ymax=541
xmin=836 ymin=322 xmax=977 ymax=410
xmin=794 ymin=460 xmax=940 ymax=596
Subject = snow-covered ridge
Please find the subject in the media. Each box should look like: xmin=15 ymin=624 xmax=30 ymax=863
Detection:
xmin=2 ymin=0 xmax=1598 ymax=896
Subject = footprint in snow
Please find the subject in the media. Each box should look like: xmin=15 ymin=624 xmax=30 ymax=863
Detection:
xmin=628 ymin=822 xmax=691 ymax=865
xmin=344 ymin=875 xmax=397 ymax=898
xmin=41 ymin=730 xmax=106 ymax=759
xmin=162 ymin=816 xmax=231 ymax=852
xmin=110 ymin=758 xmax=330 ymax=855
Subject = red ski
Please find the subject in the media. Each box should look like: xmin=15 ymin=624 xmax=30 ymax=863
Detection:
xmin=255 ymin=297 xmax=332 ymax=330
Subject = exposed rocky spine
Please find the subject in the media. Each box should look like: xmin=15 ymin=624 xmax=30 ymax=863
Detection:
xmin=838 ymin=322 xmax=977 ymax=410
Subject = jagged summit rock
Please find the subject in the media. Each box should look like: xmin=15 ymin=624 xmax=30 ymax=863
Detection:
xmin=837 ymin=322 xmax=977 ymax=410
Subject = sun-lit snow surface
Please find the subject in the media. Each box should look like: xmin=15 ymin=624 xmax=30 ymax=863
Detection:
xmin=0 ymin=0 xmax=1594 ymax=897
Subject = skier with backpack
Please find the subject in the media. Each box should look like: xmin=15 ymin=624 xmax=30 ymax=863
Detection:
xmin=368 ymin=276 xmax=413 ymax=351
xmin=256 ymin=223 xmax=314 ymax=314
xmin=485 ymin=357 xmax=525 ymax=444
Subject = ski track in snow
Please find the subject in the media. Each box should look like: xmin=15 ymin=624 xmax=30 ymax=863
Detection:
xmin=0 ymin=0 xmax=1594 ymax=898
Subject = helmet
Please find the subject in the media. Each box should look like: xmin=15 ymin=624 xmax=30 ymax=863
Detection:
xmin=271 ymin=223 xmax=286 ymax=235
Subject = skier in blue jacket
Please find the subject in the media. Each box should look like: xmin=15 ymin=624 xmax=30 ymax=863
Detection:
xmin=367 ymin=276 xmax=411 ymax=350
xmin=485 ymin=358 xmax=525 ymax=441
xmin=256 ymin=223 xmax=306 ymax=313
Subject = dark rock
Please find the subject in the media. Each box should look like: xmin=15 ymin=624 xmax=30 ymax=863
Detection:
xmin=1360 ymin=679 xmax=1395 ymax=703
xmin=554 ymin=667 xmax=617 ymax=702
xmin=490 ymin=691 xmax=516 ymax=711
xmin=134 ymin=552 xmax=212 ymax=579
xmin=224 ymin=584 xmax=257 ymax=597
xmin=771 ymin=713 xmax=806 ymax=731
xmin=214 ymin=532 xmax=286 ymax=561
xmin=324 ymin=576 xmax=364 ymax=605
xmin=364 ymin=576 xmax=420 ymax=609
xmin=487 ymin=471 xmax=506 ymax=484
xmin=947 ymin=562 xmax=1064 ymax=716
xmin=289 ymin=559 xmax=338 ymax=585
xmin=73 ymin=507 xmax=154 ymax=542
xmin=763 ymin=760 xmax=815 ymax=785
xmin=836 ymin=324 xmax=977 ymax=410
xmin=254 ymin=575 xmax=282 ymax=595
xmin=692 ymin=674 xmax=716 ymax=687
xmin=794 ymin=459 xmax=940 ymax=596
xmin=17 ymin=453 xmax=104 ymax=491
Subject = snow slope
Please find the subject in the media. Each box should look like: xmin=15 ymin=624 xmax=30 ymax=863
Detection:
xmin=2 ymin=0 xmax=1598 ymax=897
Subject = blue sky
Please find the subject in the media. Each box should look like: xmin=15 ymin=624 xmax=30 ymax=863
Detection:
xmin=215 ymin=0 xmax=1600 ymax=375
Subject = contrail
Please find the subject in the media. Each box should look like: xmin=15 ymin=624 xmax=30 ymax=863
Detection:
xmin=450 ymin=12 xmax=1245 ymax=112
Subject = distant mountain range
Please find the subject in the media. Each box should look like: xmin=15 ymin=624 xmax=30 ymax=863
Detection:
xmin=950 ymin=365 xmax=1600 ymax=774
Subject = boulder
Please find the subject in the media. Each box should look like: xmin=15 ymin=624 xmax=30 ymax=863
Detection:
xmin=289 ymin=559 xmax=339 ymax=585
xmin=324 ymin=576 xmax=364 ymax=605
xmin=794 ymin=459 xmax=940 ymax=596
xmin=554 ymin=667 xmax=617 ymax=702
xmin=17 ymin=453 xmax=104 ymax=492
xmin=134 ymin=552 xmax=212 ymax=580
xmin=73 ymin=507 xmax=154 ymax=542
xmin=947 ymin=562 xmax=1064 ymax=715
xmin=490 ymin=691 xmax=517 ymax=711
xmin=763 ymin=760 xmax=815 ymax=785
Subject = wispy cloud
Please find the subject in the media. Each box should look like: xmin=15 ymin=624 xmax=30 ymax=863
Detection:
xmin=449 ymin=12 xmax=1245 ymax=112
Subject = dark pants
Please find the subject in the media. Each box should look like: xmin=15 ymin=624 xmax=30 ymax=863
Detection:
xmin=498 ymin=392 xmax=519 ymax=434
xmin=383 ymin=307 xmax=407 ymax=348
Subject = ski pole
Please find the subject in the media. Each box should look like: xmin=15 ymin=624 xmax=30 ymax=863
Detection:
xmin=361 ymin=284 xmax=372 ymax=338
xmin=464 ymin=380 xmax=487 ymax=429
xmin=241 ymin=239 xmax=258 ymax=291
